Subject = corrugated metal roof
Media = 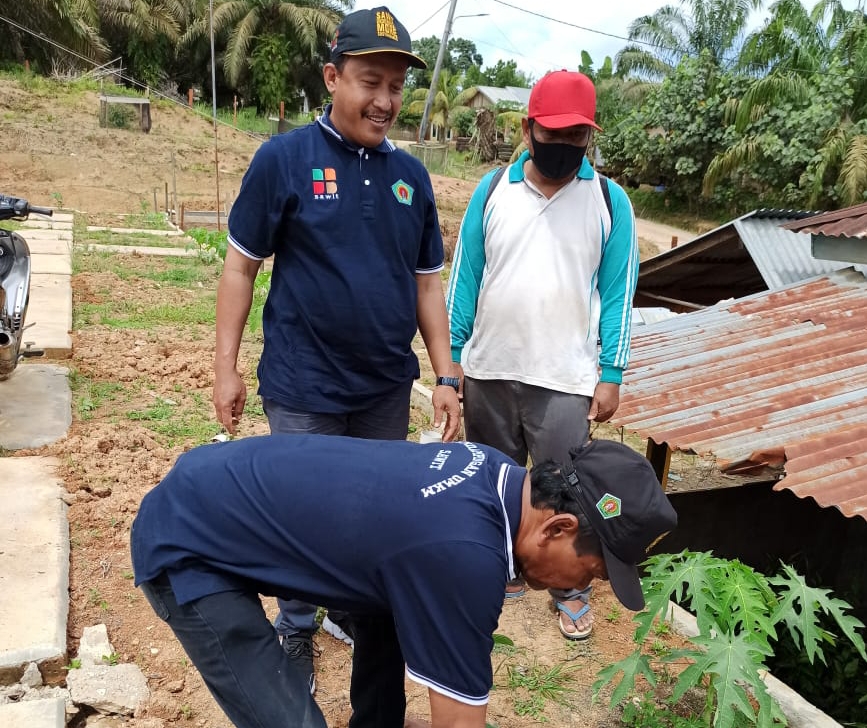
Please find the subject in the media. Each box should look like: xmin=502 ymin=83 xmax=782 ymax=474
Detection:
xmin=635 ymin=209 xmax=867 ymax=310
xmin=474 ymin=85 xmax=530 ymax=107
xmin=614 ymin=268 xmax=867 ymax=519
xmin=781 ymin=201 xmax=867 ymax=238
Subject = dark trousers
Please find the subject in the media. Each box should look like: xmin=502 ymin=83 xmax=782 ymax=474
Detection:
xmin=140 ymin=574 xmax=407 ymax=728
xmin=463 ymin=377 xmax=593 ymax=604
xmin=263 ymin=383 xmax=412 ymax=639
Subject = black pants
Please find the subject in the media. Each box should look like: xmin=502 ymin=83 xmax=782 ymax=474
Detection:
xmin=140 ymin=574 xmax=406 ymax=728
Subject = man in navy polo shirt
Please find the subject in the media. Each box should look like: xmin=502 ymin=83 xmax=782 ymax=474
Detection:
xmin=212 ymin=6 xmax=461 ymax=682
xmin=131 ymin=434 xmax=677 ymax=728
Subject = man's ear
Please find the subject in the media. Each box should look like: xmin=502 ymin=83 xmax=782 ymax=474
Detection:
xmin=521 ymin=117 xmax=532 ymax=150
xmin=323 ymin=63 xmax=339 ymax=93
xmin=540 ymin=513 xmax=579 ymax=544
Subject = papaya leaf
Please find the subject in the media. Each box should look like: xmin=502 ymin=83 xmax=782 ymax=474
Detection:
xmin=689 ymin=631 xmax=773 ymax=728
xmin=592 ymin=649 xmax=656 ymax=708
xmin=769 ymin=563 xmax=867 ymax=664
xmin=713 ymin=559 xmax=777 ymax=649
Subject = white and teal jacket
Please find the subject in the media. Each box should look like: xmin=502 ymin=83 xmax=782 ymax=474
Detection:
xmin=446 ymin=152 xmax=638 ymax=395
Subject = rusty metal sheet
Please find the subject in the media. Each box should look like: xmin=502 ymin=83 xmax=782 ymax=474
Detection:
xmin=782 ymin=202 xmax=867 ymax=238
xmin=613 ymin=269 xmax=867 ymax=519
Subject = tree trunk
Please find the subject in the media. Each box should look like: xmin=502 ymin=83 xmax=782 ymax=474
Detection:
xmin=476 ymin=108 xmax=497 ymax=163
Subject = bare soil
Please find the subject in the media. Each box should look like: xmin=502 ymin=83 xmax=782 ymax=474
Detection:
xmin=1 ymin=76 xmax=692 ymax=727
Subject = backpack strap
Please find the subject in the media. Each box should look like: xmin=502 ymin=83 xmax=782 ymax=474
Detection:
xmin=598 ymin=173 xmax=613 ymax=220
xmin=482 ymin=166 xmax=508 ymax=211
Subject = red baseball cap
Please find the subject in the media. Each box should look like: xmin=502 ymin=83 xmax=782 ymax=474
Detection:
xmin=528 ymin=70 xmax=602 ymax=131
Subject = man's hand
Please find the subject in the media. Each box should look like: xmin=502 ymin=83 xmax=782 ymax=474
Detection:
xmin=213 ymin=368 xmax=247 ymax=435
xmin=432 ymin=384 xmax=461 ymax=442
xmin=588 ymin=382 xmax=620 ymax=423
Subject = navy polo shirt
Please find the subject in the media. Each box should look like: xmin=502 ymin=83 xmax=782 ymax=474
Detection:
xmin=131 ymin=434 xmax=526 ymax=705
xmin=227 ymin=109 xmax=445 ymax=413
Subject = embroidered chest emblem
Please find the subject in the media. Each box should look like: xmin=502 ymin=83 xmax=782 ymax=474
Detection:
xmin=596 ymin=493 xmax=622 ymax=519
xmin=312 ymin=168 xmax=338 ymax=199
xmin=391 ymin=180 xmax=414 ymax=205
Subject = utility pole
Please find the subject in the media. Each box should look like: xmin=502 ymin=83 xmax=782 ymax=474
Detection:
xmin=418 ymin=0 xmax=458 ymax=145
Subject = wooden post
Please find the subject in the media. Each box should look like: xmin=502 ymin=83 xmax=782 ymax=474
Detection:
xmin=179 ymin=202 xmax=185 ymax=230
xmin=233 ymin=95 xmax=238 ymax=127
xmin=153 ymin=188 xmax=158 ymax=215
xmin=171 ymin=151 xmax=178 ymax=223
xmin=24 ymin=60 xmax=30 ymax=72
xmin=188 ymin=89 xmax=194 ymax=107
xmin=670 ymin=236 xmax=678 ymax=249
xmin=164 ymin=182 xmax=169 ymax=215
xmin=279 ymin=100 xmax=284 ymax=120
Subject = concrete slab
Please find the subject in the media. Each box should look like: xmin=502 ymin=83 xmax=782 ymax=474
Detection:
xmin=19 ymin=229 xmax=73 ymax=243
xmin=20 ymin=219 xmax=72 ymax=231
xmin=30 ymin=254 xmax=71 ymax=276
xmin=0 ymin=457 xmax=68 ymax=674
xmin=0 ymin=365 xmax=71 ymax=450
xmin=27 ymin=275 xmax=72 ymax=358
xmin=85 ymin=243 xmax=197 ymax=257
xmin=0 ymin=696 xmax=66 ymax=728
xmin=24 ymin=238 xmax=73 ymax=256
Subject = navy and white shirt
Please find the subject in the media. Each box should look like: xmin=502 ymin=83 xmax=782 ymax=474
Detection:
xmin=227 ymin=107 xmax=445 ymax=413
xmin=131 ymin=434 xmax=526 ymax=705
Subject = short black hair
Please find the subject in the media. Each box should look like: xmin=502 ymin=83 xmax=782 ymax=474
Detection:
xmin=530 ymin=459 xmax=602 ymax=558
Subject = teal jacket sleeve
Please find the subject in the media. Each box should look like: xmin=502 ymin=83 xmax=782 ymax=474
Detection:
xmin=446 ymin=169 xmax=500 ymax=363
xmin=597 ymin=179 xmax=639 ymax=384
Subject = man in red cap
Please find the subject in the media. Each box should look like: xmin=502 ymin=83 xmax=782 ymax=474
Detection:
xmin=447 ymin=70 xmax=639 ymax=641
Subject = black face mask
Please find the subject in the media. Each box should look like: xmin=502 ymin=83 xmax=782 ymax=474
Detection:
xmin=529 ymin=124 xmax=586 ymax=180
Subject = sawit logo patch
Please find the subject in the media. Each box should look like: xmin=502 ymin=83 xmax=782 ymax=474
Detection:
xmin=312 ymin=168 xmax=338 ymax=199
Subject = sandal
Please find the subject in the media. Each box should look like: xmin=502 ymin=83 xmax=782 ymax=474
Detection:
xmin=504 ymin=580 xmax=526 ymax=599
xmin=555 ymin=599 xmax=593 ymax=640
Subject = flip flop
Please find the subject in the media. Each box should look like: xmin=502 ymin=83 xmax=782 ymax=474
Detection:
xmin=555 ymin=600 xmax=593 ymax=640
xmin=504 ymin=586 xmax=526 ymax=599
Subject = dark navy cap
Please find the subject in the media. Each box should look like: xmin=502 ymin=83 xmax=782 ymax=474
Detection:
xmin=562 ymin=439 xmax=678 ymax=611
xmin=330 ymin=7 xmax=427 ymax=69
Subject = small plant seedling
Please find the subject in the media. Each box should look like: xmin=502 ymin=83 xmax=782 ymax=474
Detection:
xmin=180 ymin=703 xmax=194 ymax=719
xmin=102 ymin=652 xmax=120 ymax=666
xmin=65 ymin=658 xmax=82 ymax=670
xmin=605 ymin=605 xmax=622 ymax=623
xmin=121 ymin=569 xmax=135 ymax=580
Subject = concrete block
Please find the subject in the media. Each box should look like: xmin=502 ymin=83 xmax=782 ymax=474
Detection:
xmin=0 ymin=365 xmax=71 ymax=449
xmin=0 ymin=696 xmax=65 ymax=728
xmin=0 ymin=457 xmax=68 ymax=680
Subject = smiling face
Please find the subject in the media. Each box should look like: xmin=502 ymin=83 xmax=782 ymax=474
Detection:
xmin=323 ymin=54 xmax=408 ymax=149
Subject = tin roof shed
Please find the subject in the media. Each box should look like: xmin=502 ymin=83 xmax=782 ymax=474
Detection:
xmin=615 ymin=268 xmax=867 ymax=519
xmin=634 ymin=209 xmax=867 ymax=312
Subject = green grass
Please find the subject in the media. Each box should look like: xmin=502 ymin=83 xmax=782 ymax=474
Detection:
xmin=68 ymin=370 xmax=126 ymax=420
xmin=74 ymin=296 xmax=217 ymax=330
xmin=76 ymin=230 xmax=188 ymax=247
xmin=125 ymin=397 xmax=222 ymax=445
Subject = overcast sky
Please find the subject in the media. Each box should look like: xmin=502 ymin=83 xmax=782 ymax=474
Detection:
xmin=352 ymin=0 xmax=864 ymax=82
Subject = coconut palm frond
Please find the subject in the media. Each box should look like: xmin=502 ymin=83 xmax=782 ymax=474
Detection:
xmin=838 ymin=134 xmax=867 ymax=206
xmin=703 ymin=135 xmax=767 ymax=195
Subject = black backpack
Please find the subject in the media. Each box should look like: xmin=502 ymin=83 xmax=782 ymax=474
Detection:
xmin=482 ymin=164 xmax=613 ymax=219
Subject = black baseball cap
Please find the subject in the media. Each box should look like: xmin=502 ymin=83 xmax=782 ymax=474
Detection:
xmin=562 ymin=439 xmax=677 ymax=611
xmin=330 ymin=7 xmax=427 ymax=69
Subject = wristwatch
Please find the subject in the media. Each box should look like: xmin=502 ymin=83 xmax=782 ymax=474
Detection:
xmin=435 ymin=376 xmax=460 ymax=392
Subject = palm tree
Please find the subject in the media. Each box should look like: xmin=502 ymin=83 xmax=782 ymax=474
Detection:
xmin=616 ymin=0 xmax=763 ymax=80
xmin=0 ymin=0 xmax=106 ymax=68
xmin=98 ymin=0 xmax=191 ymax=86
xmin=704 ymin=0 xmax=867 ymax=205
xmin=406 ymin=69 xmax=477 ymax=142
xmin=184 ymin=0 xmax=349 ymax=88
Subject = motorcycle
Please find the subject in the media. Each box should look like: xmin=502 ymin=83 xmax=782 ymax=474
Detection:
xmin=0 ymin=194 xmax=53 ymax=380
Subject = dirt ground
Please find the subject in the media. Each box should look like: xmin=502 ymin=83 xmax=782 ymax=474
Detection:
xmin=1 ymin=76 xmax=691 ymax=728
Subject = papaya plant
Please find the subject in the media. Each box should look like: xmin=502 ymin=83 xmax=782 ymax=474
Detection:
xmin=594 ymin=550 xmax=867 ymax=728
